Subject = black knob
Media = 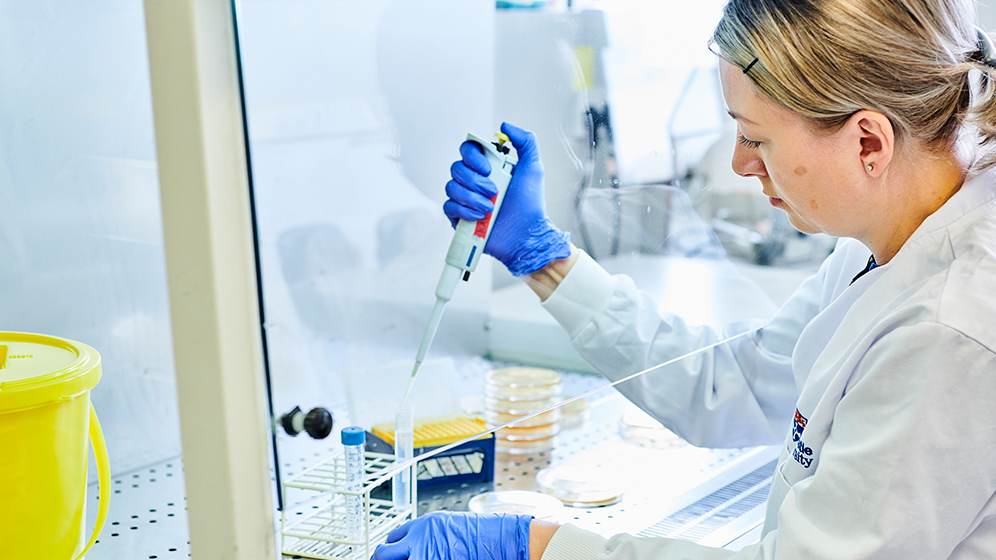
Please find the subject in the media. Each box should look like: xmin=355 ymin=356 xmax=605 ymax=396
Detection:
xmin=279 ymin=406 xmax=304 ymax=436
xmin=303 ymin=407 xmax=334 ymax=439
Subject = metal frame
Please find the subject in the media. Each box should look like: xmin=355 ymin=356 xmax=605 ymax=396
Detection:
xmin=143 ymin=1 xmax=277 ymax=558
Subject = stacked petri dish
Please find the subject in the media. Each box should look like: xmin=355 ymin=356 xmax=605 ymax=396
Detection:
xmin=485 ymin=367 xmax=562 ymax=454
xmin=559 ymin=397 xmax=590 ymax=430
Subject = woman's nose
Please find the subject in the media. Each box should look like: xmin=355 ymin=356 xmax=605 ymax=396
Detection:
xmin=731 ymin=142 xmax=767 ymax=178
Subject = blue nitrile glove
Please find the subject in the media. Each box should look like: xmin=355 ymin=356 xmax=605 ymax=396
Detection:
xmin=444 ymin=122 xmax=571 ymax=276
xmin=372 ymin=511 xmax=532 ymax=560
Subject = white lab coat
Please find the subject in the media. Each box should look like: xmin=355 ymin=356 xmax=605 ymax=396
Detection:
xmin=537 ymin=170 xmax=996 ymax=559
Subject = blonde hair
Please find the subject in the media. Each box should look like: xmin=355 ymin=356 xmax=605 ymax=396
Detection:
xmin=713 ymin=0 xmax=996 ymax=171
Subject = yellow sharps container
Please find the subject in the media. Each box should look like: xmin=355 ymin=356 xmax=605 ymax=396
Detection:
xmin=0 ymin=332 xmax=110 ymax=559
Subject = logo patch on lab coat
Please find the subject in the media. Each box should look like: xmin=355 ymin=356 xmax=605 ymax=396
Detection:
xmin=791 ymin=409 xmax=814 ymax=468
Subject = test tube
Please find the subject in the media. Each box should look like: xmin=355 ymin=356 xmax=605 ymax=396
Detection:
xmin=341 ymin=426 xmax=366 ymax=544
xmin=393 ymin=403 xmax=414 ymax=510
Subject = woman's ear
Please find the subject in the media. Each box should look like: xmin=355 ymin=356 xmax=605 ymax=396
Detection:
xmin=851 ymin=110 xmax=894 ymax=176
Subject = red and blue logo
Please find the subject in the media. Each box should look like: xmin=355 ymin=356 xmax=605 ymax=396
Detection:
xmin=791 ymin=409 xmax=814 ymax=468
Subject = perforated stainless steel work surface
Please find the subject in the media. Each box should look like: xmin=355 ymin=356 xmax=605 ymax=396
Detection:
xmin=84 ymin=458 xmax=191 ymax=559
xmin=444 ymin=360 xmax=777 ymax=542
xmin=84 ymin=362 xmax=774 ymax=557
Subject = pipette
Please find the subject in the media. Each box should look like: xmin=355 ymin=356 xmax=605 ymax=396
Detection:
xmin=402 ymin=132 xmax=518 ymax=404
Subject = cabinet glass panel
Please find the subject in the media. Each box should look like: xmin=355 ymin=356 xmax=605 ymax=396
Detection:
xmin=0 ymin=1 xmax=186 ymax=557
xmin=234 ymin=0 xmax=830 ymax=540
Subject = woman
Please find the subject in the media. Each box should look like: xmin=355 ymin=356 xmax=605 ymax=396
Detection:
xmin=374 ymin=0 xmax=996 ymax=558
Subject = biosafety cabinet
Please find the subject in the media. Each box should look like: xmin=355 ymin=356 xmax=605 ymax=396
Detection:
xmin=0 ymin=1 xmax=887 ymax=559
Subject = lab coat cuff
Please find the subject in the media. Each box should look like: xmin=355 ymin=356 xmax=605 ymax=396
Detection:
xmin=539 ymin=524 xmax=609 ymax=560
xmin=541 ymin=250 xmax=617 ymax=339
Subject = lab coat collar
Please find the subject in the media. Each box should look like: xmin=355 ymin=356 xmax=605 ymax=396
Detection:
xmin=803 ymin=168 xmax=996 ymax=380
xmin=902 ymin=167 xmax=996 ymax=249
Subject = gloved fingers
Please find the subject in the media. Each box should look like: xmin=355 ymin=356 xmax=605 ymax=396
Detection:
xmin=450 ymin=160 xmax=497 ymax=199
xmin=500 ymin=122 xmax=540 ymax=163
xmin=460 ymin=140 xmax=491 ymax=174
xmin=445 ymin=178 xmax=494 ymax=215
xmin=443 ymin=199 xmax=488 ymax=224
xmin=372 ymin=540 xmax=410 ymax=560
xmin=385 ymin=519 xmax=414 ymax=544
xmin=459 ymin=140 xmax=492 ymax=176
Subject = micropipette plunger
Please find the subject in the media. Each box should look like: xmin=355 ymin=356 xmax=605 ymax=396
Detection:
xmin=402 ymin=132 xmax=518 ymax=404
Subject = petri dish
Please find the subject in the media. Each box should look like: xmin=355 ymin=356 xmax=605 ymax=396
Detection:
xmin=468 ymin=490 xmax=564 ymax=521
xmin=486 ymin=385 xmax=562 ymax=401
xmin=486 ymin=367 xmax=562 ymax=389
xmin=485 ymin=408 xmax=561 ymax=428
xmin=494 ymin=422 xmax=561 ymax=441
xmin=559 ymin=398 xmax=590 ymax=430
xmin=536 ymin=465 xmax=622 ymax=507
xmin=485 ymin=384 xmax=563 ymax=401
xmin=485 ymin=396 xmax=560 ymax=414
xmin=486 ymin=368 xmax=562 ymax=401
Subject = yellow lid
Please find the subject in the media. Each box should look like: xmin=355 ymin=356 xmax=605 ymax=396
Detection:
xmin=0 ymin=332 xmax=101 ymax=413
xmin=372 ymin=415 xmax=489 ymax=448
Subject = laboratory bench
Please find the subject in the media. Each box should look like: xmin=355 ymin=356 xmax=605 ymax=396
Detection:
xmin=84 ymin=361 xmax=777 ymax=559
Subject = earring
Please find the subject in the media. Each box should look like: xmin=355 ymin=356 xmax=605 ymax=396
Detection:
xmin=866 ymin=163 xmax=874 ymax=172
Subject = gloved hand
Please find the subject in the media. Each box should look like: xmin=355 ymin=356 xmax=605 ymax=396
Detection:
xmin=372 ymin=511 xmax=532 ymax=560
xmin=444 ymin=122 xmax=571 ymax=276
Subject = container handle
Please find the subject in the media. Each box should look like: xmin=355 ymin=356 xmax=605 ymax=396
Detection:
xmin=73 ymin=403 xmax=110 ymax=560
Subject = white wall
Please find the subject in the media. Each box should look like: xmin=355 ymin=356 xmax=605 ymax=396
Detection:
xmin=980 ymin=1 xmax=996 ymax=30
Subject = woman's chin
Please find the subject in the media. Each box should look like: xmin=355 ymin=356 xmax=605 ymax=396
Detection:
xmin=782 ymin=211 xmax=822 ymax=236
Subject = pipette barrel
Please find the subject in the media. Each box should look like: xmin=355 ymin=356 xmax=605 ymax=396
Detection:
xmin=442 ymin=133 xmax=517 ymax=278
xmin=404 ymin=132 xmax=517 ymax=402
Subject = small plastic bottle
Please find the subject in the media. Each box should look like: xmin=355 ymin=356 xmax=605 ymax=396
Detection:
xmin=393 ymin=404 xmax=414 ymax=510
xmin=341 ymin=426 xmax=366 ymax=544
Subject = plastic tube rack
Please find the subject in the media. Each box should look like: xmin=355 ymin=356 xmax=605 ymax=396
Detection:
xmin=281 ymin=451 xmax=418 ymax=560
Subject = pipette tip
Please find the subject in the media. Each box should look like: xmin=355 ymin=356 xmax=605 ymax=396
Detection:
xmin=400 ymin=361 xmax=421 ymax=405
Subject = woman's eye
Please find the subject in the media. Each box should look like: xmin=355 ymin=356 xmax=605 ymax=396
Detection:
xmin=738 ymin=133 xmax=761 ymax=149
